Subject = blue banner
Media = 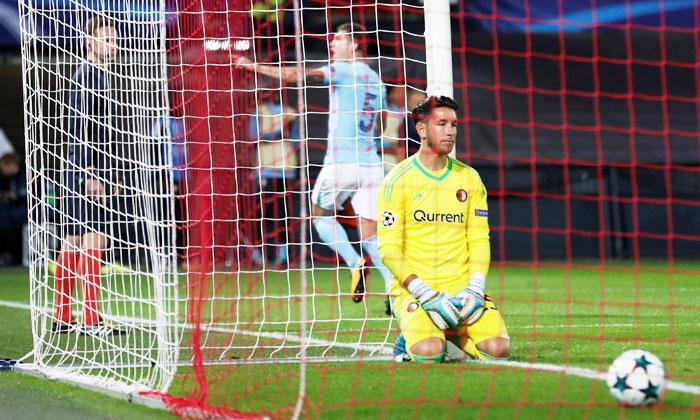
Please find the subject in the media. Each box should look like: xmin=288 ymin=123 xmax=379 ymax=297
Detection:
xmin=0 ymin=0 xmax=19 ymax=46
xmin=467 ymin=0 xmax=697 ymax=32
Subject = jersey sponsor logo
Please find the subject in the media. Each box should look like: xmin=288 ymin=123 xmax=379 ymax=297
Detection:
xmin=413 ymin=209 xmax=465 ymax=224
xmin=456 ymin=188 xmax=468 ymax=202
xmin=383 ymin=210 xmax=396 ymax=227
xmin=475 ymin=209 xmax=488 ymax=217
xmin=407 ymin=302 xmax=419 ymax=313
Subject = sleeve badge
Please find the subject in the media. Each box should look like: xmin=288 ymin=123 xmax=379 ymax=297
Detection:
xmin=383 ymin=211 xmax=396 ymax=227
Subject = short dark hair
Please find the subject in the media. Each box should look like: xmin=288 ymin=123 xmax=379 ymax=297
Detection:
xmin=337 ymin=22 xmax=366 ymax=49
xmin=84 ymin=16 xmax=115 ymax=38
xmin=411 ymin=95 xmax=459 ymax=124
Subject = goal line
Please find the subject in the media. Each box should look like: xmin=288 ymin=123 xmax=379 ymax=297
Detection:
xmin=3 ymin=298 xmax=699 ymax=398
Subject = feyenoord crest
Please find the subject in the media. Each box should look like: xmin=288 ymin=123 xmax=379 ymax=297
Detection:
xmin=407 ymin=302 xmax=419 ymax=313
xmin=456 ymin=188 xmax=468 ymax=202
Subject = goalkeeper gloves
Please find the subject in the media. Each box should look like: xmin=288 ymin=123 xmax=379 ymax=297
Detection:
xmin=454 ymin=273 xmax=486 ymax=325
xmin=406 ymin=278 xmax=460 ymax=330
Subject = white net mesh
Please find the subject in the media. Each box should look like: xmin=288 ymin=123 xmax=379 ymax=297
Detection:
xmin=19 ymin=0 xmax=429 ymax=402
xmin=19 ymin=3 xmax=179 ymax=391
xmin=167 ymin=0 xmax=428 ymax=364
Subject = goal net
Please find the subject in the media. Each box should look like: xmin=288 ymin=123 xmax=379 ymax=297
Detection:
xmin=162 ymin=0 xmax=427 ymax=416
xmin=19 ymin=3 xmax=179 ymax=392
xmin=18 ymin=0 xmax=700 ymax=418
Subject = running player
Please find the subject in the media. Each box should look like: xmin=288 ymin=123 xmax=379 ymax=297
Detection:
xmin=236 ymin=22 xmax=393 ymax=313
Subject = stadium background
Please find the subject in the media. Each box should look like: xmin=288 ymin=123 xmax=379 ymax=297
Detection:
xmin=0 ymin=0 xmax=697 ymax=263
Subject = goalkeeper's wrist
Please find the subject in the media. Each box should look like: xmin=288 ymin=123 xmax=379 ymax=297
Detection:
xmin=406 ymin=277 xmax=436 ymax=304
xmin=467 ymin=273 xmax=486 ymax=296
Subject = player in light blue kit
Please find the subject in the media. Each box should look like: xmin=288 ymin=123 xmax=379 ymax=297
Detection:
xmin=237 ymin=22 xmax=393 ymax=314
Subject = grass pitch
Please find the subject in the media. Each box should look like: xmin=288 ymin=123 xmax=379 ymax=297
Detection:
xmin=0 ymin=263 xmax=699 ymax=419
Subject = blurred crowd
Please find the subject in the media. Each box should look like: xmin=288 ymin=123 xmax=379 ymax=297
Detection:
xmin=0 ymin=127 xmax=27 ymax=266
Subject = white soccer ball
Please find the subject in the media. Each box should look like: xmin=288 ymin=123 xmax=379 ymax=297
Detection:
xmin=606 ymin=349 xmax=666 ymax=406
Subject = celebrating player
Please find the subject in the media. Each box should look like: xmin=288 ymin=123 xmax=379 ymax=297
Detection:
xmin=377 ymin=96 xmax=510 ymax=362
xmin=52 ymin=16 xmax=123 ymax=335
xmin=236 ymin=22 xmax=393 ymax=313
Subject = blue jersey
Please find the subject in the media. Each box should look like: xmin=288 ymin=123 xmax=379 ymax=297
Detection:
xmin=320 ymin=61 xmax=385 ymax=165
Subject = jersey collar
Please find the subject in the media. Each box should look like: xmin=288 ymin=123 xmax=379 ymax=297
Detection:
xmin=412 ymin=155 xmax=452 ymax=182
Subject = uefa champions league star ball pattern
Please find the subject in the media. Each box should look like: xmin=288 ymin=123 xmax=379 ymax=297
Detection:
xmin=383 ymin=211 xmax=395 ymax=227
xmin=606 ymin=349 xmax=666 ymax=406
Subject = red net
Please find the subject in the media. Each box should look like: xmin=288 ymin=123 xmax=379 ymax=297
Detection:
xmin=161 ymin=0 xmax=700 ymax=417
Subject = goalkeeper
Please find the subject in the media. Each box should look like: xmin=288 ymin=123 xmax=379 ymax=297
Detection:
xmin=377 ymin=96 xmax=510 ymax=362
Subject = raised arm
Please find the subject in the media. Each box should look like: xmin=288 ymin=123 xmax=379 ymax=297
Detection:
xmin=235 ymin=56 xmax=325 ymax=85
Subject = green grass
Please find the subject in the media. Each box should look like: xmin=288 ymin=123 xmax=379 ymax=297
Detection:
xmin=0 ymin=270 xmax=174 ymax=419
xmin=1 ymin=263 xmax=699 ymax=419
xmin=0 ymin=372 xmax=174 ymax=420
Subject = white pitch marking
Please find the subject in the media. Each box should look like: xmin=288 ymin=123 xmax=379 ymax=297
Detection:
xmin=1 ymin=299 xmax=699 ymax=396
xmin=482 ymin=359 xmax=700 ymax=396
xmin=0 ymin=299 xmax=391 ymax=355
xmin=519 ymin=322 xmax=695 ymax=329
xmin=0 ymin=299 xmax=31 ymax=310
xmin=0 ymin=300 xmax=684 ymax=332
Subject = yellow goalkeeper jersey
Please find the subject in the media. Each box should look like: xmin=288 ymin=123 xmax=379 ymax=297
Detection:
xmin=377 ymin=155 xmax=491 ymax=294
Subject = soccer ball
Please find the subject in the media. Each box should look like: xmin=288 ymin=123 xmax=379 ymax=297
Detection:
xmin=606 ymin=349 xmax=666 ymax=406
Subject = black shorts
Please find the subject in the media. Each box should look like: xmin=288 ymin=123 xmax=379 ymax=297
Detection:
xmin=62 ymin=194 xmax=120 ymax=237
xmin=59 ymin=192 xmax=145 ymax=267
xmin=58 ymin=171 xmax=130 ymax=237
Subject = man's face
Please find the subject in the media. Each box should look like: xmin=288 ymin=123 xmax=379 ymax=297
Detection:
xmin=418 ymin=107 xmax=458 ymax=156
xmin=330 ymin=31 xmax=356 ymax=61
xmin=88 ymin=26 xmax=118 ymax=64
xmin=0 ymin=161 xmax=19 ymax=177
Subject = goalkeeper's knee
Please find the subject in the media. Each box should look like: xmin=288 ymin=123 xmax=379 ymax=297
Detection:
xmin=409 ymin=337 xmax=446 ymax=363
